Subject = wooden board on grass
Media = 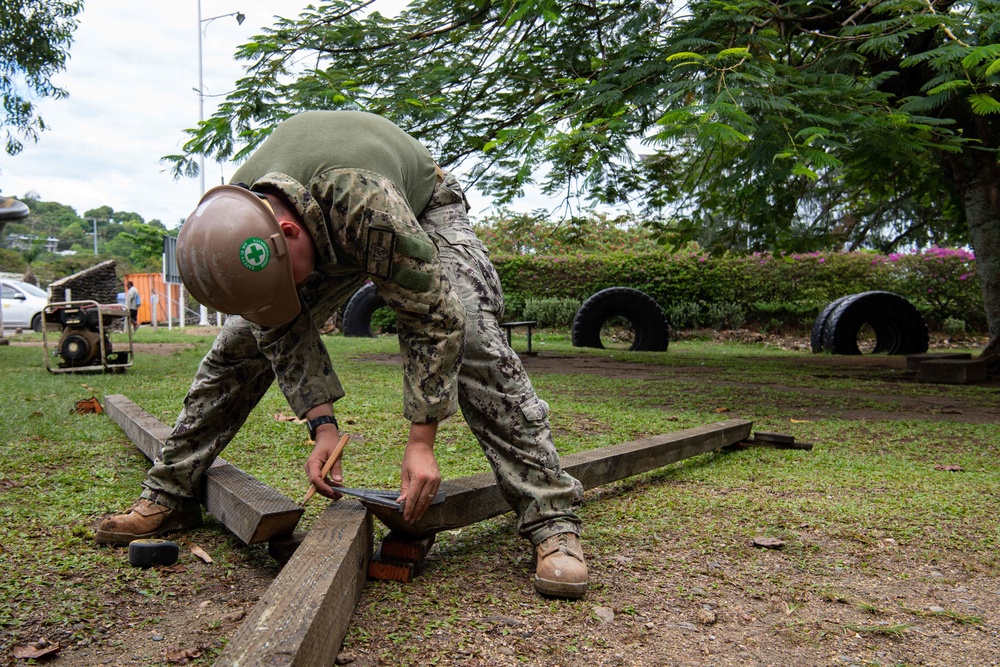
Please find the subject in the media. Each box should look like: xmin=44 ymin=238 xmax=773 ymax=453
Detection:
xmin=103 ymin=394 xmax=303 ymax=544
xmin=366 ymin=419 xmax=753 ymax=536
xmin=215 ymin=500 xmax=373 ymax=667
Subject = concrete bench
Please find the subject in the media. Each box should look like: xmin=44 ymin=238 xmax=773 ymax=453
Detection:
xmin=500 ymin=320 xmax=538 ymax=354
xmin=916 ymin=358 xmax=987 ymax=384
xmin=905 ymin=352 xmax=972 ymax=371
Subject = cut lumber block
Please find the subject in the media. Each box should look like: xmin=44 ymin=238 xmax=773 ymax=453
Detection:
xmin=379 ymin=532 xmax=436 ymax=562
xmin=215 ymin=500 xmax=373 ymax=667
xmin=268 ymin=532 xmax=307 ymax=565
xmin=906 ymin=352 xmax=972 ymax=371
xmin=752 ymin=431 xmax=795 ymax=444
xmin=103 ymin=394 xmax=303 ymax=544
xmin=368 ymin=549 xmax=416 ymax=583
xmin=365 ymin=419 xmax=753 ymax=537
xmin=916 ymin=359 xmax=987 ymax=384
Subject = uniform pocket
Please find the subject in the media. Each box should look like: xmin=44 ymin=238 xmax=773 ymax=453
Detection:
xmin=432 ymin=227 xmax=489 ymax=253
xmin=519 ymin=396 xmax=550 ymax=422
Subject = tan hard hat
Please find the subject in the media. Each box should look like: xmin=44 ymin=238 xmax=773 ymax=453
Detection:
xmin=177 ymin=185 xmax=300 ymax=326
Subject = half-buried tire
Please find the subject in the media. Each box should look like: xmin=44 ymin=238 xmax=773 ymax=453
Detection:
xmin=342 ymin=282 xmax=385 ymax=338
xmin=821 ymin=291 xmax=928 ymax=355
xmin=571 ymin=287 xmax=669 ymax=352
xmin=810 ymin=295 xmax=853 ymax=353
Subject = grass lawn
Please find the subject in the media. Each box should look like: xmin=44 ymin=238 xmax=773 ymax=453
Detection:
xmin=1 ymin=327 xmax=997 ymax=666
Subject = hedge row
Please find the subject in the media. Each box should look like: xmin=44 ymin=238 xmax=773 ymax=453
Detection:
xmin=492 ymin=248 xmax=984 ymax=332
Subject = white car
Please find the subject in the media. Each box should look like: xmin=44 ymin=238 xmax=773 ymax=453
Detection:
xmin=1 ymin=279 xmax=49 ymax=332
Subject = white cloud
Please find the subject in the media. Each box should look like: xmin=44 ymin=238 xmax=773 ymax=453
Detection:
xmin=0 ymin=1 xmax=348 ymax=227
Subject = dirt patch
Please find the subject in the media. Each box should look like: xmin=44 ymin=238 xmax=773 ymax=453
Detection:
xmin=359 ymin=346 xmax=1000 ymax=424
xmin=9 ymin=341 xmax=197 ymax=357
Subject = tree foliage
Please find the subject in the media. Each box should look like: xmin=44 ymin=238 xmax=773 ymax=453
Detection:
xmin=167 ymin=0 xmax=1000 ymax=340
xmin=0 ymin=0 xmax=83 ymax=156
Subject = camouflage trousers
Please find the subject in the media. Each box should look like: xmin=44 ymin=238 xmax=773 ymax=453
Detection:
xmin=142 ymin=171 xmax=582 ymax=546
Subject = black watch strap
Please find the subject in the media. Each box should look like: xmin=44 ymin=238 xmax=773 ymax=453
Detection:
xmin=306 ymin=415 xmax=338 ymax=440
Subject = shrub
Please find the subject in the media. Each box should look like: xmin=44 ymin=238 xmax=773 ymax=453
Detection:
xmin=944 ymin=317 xmax=966 ymax=339
xmin=880 ymin=248 xmax=983 ymax=330
xmin=490 ymin=248 xmax=984 ymax=333
xmin=704 ymin=301 xmax=747 ymax=330
xmin=370 ymin=306 xmax=397 ymax=333
xmin=522 ymin=297 xmax=582 ymax=328
xmin=666 ymin=301 xmax=701 ymax=330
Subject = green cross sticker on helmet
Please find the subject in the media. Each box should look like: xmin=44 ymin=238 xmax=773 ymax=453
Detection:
xmin=240 ymin=237 xmax=271 ymax=271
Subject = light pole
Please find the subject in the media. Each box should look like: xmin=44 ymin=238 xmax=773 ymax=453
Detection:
xmin=196 ymin=2 xmax=244 ymax=325
xmin=197 ymin=2 xmax=245 ymax=195
xmin=86 ymin=218 xmax=100 ymax=256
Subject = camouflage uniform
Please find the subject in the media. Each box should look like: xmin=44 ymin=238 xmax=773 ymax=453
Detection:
xmin=419 ymin=172 xmax=583 ymax=544
xmin=142 ymin=168 xmax=465 ymax=510
xmin=143 ymin=115 xmax=582 ymax=546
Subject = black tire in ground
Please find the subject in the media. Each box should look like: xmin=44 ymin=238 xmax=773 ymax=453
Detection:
xmin=31 ymin=313 xmax=42 ymax=333
xmin=571 ymin=287 xmax=670 ymax=352
xmin=810 ymin=295 xmax=853 ymax=353
xmin=342 ymin=282 xmax=385 ymax=338
xmin=821 ymin=291 xmax=929 ymax=355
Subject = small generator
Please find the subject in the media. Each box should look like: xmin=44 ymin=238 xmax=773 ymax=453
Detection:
xmin=42 ymin=301 xmax=134 ymax=373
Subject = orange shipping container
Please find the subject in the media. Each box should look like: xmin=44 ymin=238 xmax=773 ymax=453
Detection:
xmin=124 ymin=273 xmax=180 ymax=325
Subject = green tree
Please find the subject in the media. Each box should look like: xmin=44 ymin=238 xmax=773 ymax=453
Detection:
xmin=1 ymin=0 xmax=83 ymax=156
xmin=167 ymin=0 xmax=1000 ymax=350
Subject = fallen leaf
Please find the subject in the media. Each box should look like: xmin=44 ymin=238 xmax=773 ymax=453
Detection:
xmin=166 ymin=647 xmax=202 ymax=663
xmin=789 ymin=418 xmax=812 ymax=423
xmin=71 ymin=396 xmax=103 ymax=415
xmin=190 ymin=545 xmax=213 ymax=563
xmin=13 ymin=638 xmax=60 ymax=659
xmin=161 ymin=564 xmax=187 ymax=573
xmin=752 ymin=536 xmax=785 ymax=549
xmin=715 ymin=407 xmax=730 ymax=413
xmin=273 ymin=413 xmax=304 ymax=423
xmin=934 ymin=464 xmax=963 ymax=472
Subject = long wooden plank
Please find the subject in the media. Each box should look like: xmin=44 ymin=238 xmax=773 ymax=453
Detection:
xmin=215 ymin=500 xmax=373 ymax=667
xmin=103 ymin=394 xmax=303 ymax=544
xmin=367 ymin=419 xmax=752 ymax=536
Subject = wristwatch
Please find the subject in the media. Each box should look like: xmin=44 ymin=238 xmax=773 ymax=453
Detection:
xmin=306 ymin=415 xmax=338 ymax=440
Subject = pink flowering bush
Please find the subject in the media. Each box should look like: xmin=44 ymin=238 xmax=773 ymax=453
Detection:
xmin=881 ymin=248 xmax=981 ymax=329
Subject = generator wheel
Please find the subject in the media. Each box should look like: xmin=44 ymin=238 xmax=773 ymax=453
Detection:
xmin=571 ymin=287 xmax=669 ymax=352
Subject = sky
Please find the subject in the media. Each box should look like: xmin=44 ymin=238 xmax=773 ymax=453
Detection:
xmin=2 ymin=0 xmax=539 ymax=230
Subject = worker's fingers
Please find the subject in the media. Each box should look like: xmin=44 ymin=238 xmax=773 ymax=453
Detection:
xmin=400 ymin=476 xmax=440 ymax=523
xmin=305 ymin=447 xmax=345 ymax=500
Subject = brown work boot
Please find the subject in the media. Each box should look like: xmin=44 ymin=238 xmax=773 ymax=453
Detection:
xmin=95 ymin=498 xmax=201 ymax=546
xmin=534 ymin=533 xmax=588 ymax=599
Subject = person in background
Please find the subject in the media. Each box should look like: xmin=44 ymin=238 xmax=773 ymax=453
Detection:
xmin=125 ymin=281 xmax=140 ymax=330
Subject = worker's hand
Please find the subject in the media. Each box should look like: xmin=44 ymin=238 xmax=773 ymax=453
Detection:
xmin=398 ymin=422 xmax=440 ymax=523
xmin=305 ymin=428 xmax=344 ymax=500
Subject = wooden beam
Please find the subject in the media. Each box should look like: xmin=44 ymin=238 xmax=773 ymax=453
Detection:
xmin=366 ymin=419 xmax=753 ymax=536
xmin=215 ymin=500 xmax=373 ymax=667
xmin=103 ymin=394 xmax=303 ymax=544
